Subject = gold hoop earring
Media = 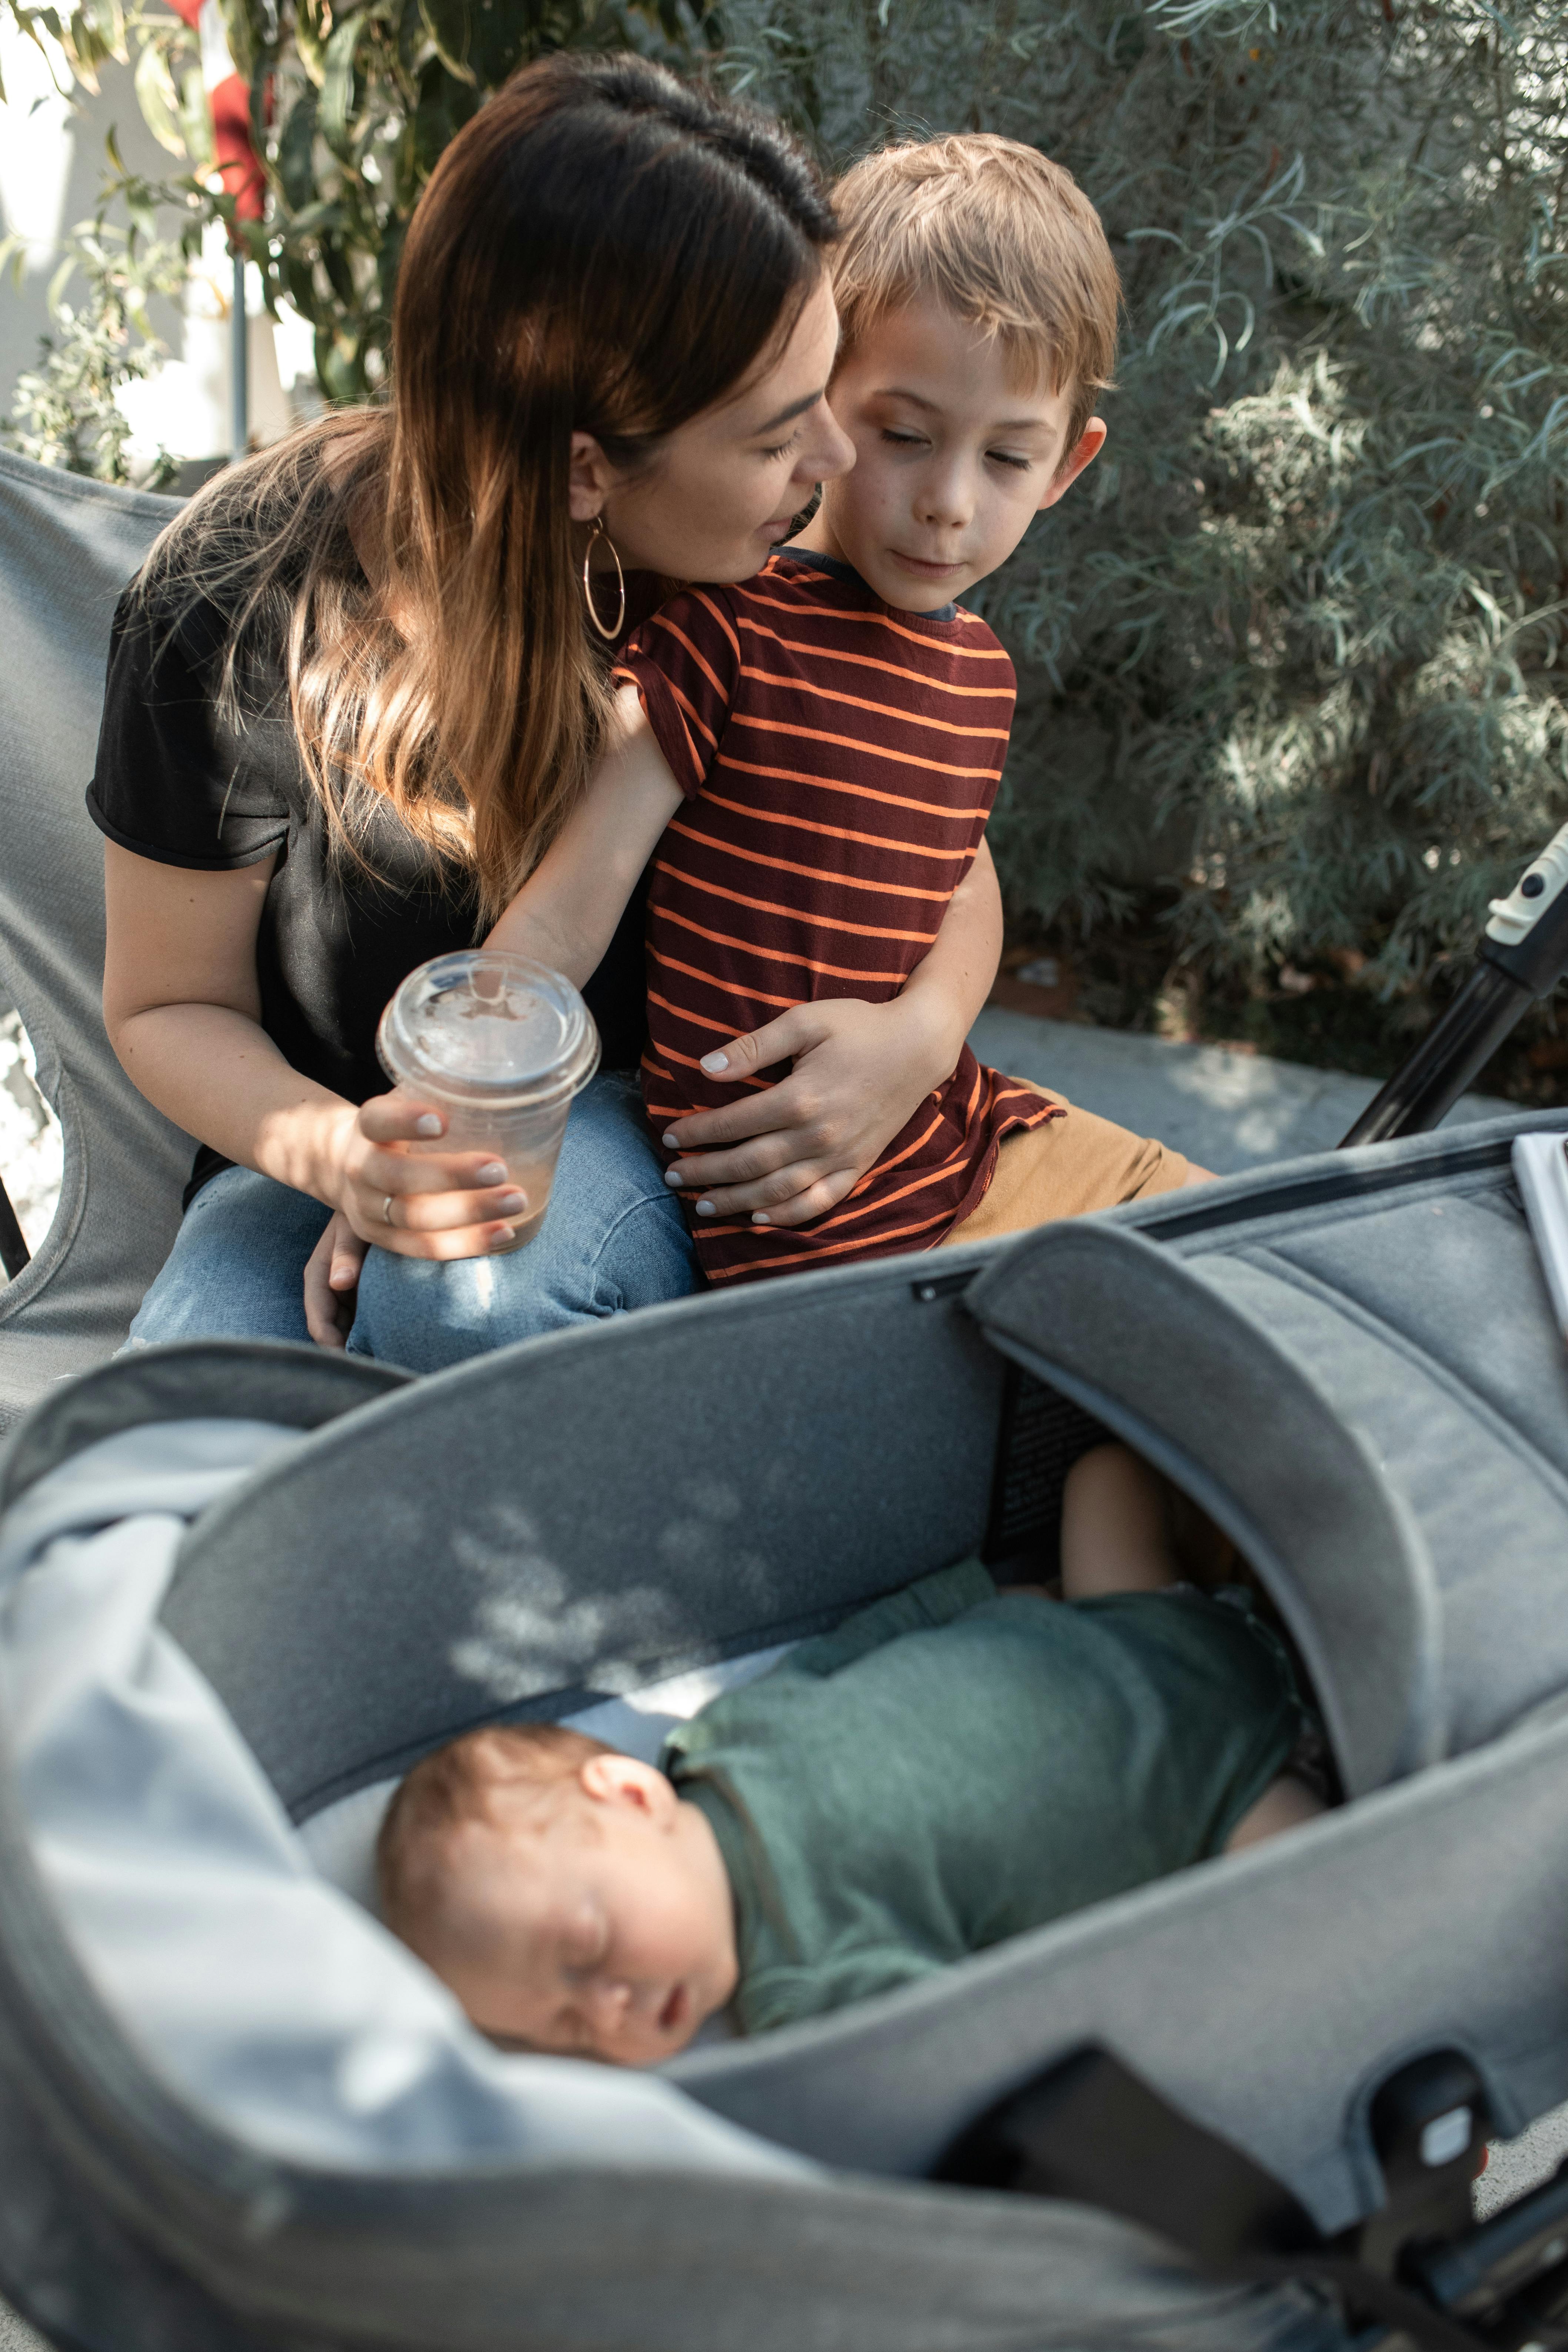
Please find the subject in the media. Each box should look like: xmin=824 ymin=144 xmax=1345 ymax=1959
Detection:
xmin=582 ymin=518 xmax=627 ymax=643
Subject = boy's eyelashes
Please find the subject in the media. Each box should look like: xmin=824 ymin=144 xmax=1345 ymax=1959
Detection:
xmin=874 ymin=426 xmax=1035 ymax=473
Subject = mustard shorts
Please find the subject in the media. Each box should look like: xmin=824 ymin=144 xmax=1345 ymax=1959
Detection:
xmin=943 ymin=1084 xmax=1193 ymax=1249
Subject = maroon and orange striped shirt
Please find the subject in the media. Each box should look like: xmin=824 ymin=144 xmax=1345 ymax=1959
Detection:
xmin=616 ymin=548 xmax=1057 ymax=1285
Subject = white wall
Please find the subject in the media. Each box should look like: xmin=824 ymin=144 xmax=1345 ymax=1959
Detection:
xmin=0 ymin=33 xmax=310 ymax=463
xmin=0 ymin=35 xmax=187 ymax=420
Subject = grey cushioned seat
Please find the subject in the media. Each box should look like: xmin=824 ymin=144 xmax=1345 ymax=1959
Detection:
xmin=0 ymin=450 xmax=188 ymax=1429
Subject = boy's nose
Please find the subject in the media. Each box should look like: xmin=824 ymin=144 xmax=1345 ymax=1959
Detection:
xmin=915 ymin=460 xmax=973 ymax=531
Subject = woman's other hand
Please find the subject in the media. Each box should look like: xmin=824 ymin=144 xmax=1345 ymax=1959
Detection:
xmin=659 ymin=992 xmax=961 ymax=1228
xmin=303 ymin=1211 xmax=365 ymax=1348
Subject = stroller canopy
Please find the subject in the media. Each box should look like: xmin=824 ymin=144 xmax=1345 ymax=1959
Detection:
xmin=4 ymin=1108 xmax=1568 ymax=2349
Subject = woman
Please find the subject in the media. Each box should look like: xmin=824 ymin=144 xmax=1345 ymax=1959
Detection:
xmin=97 ymin=54 xmax=1005 ymax=1368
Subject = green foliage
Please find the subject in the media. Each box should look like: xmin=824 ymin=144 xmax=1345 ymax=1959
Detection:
xmin=1 ymin=0 xmax=715 ymax=411
xmin=0 ymin=187 xmax=195 ymax=483
xmin=231 ymin=0 xmax=713 ymax=400
xmin=6 ymin=0 xmax=1567 ymax=1041
xmin=724 ymin=0 xmax=1568 ymax=1029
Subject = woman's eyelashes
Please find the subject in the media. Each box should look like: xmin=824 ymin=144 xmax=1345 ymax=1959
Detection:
xmin=759 ymin=430 xmax=802 ymax=462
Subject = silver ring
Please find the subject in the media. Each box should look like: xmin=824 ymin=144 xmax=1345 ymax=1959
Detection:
xmin=381 ymin=1193 xmax=396 ymax=1228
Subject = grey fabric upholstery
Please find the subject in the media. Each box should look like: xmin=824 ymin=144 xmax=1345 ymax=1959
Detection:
xmin=161 ymin=1264 xmax=1011 ymax=1815
xmin=132 ymin=1107 xmax=1568 ymax=2241
xmin=0 ymin=1365 xmax=1346 ymax=2352
xmin=0 ymin=1338 xmax=408 ymax=1509
xmin=969 ymin=1221 xmax=1443 ymax=1794
xmin=1111 ymin=1109 xmax=1568 ymax=1759
xmin=9 ymin=1118 xmax=1568 ymax=2346
xmin=0 ymin=450 xmax=188 ymax=1430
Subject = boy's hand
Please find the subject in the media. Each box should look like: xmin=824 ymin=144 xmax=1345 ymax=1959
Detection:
xmin=660 ymin=994 xmax=960 ymax=1228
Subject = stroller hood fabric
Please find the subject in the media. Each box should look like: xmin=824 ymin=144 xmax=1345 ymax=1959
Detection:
xmin=6 ymin=1106 xmax=1568 ymax=2349
xmin=0 ymin=1415 xmax=808 ymax=2184
xmin=0 ymin=1374 xmax=1345 ymax=2352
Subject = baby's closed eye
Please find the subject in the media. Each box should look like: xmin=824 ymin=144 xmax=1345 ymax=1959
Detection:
xmin=558 ymin=1901 xmax=610 ymax=1975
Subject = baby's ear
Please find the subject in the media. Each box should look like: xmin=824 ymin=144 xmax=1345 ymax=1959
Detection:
xmin=579 ymin=1750 xmax=678 ymax=1821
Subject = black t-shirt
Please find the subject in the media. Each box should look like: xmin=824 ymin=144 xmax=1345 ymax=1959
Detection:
xmin=87 ymin=561 xmax=651 ymax=1200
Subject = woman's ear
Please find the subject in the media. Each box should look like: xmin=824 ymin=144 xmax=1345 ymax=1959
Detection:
xmin=569 ymin=432 xmax=616 ymax=524
xmin=1038 ymin=416 xmax=1107 ymax=514
xmin=578 ymin=1751 xmax=678 ymax=1821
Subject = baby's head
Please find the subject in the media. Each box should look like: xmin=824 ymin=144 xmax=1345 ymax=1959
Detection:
xmin=377 ymin=1723 xmax=737 ymax=2066
xmin=811 ymin=134 xmax=1120 ymax=610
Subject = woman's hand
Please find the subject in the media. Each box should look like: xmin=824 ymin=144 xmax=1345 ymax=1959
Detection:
xmin=303 ymin=1090 xmax=539 ymax=1346
xmin=321 ymin=1091 xmax=533 ymax=1252
xmin=660 ymin=992 xmax=962 ymax=1228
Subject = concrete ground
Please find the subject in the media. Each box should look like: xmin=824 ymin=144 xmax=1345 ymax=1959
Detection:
xmin=0 ymin=1013 xmax=1552 ymax=2342
xmin=966 ymin=1005 xmax=1505 ymax=1170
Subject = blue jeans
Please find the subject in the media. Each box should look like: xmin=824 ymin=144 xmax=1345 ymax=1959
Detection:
xmin=126 ymin=1072 xmax=700 ymax=1370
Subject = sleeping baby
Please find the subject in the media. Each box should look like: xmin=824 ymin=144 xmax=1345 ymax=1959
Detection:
xmin=377 ymin=1445 xmax=1323 ymax=2066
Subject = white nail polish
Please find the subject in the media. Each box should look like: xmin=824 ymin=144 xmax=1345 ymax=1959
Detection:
xmin=752 ymin=1212 xmax=771 ymax=1225
xmin=699 ymin=1051 xmax=730 ymax=1073
xmin=695 ymin=1200 xmax=716 ymax=1217
xmin=662 ymin=1132 xmax=680 ymax=1148
xmin=477 ymin=1161 xmax=508 ymax=1183
xmin=663 ymin=1168 xmax=684 ymax=1186
xmin=415 ymin=1114 xmax=443 ymax=1137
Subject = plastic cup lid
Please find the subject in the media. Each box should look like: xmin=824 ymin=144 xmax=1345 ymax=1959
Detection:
xmin=377 ymin=952 xmax=600 ymax=1109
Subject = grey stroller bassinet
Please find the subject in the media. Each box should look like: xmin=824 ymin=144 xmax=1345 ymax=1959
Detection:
xmin=5 ymin=1106 xmax=1568 ymax=2352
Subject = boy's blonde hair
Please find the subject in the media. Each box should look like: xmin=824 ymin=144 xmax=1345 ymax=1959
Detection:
xmin=831 ymin=134 xmax=1119 ymax=456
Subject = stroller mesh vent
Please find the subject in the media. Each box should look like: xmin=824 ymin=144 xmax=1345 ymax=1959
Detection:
xmin=982 ymin=1365 xmax=1109 ymax=1569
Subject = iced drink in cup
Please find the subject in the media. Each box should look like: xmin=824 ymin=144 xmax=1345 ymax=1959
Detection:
xmin=377 ymin=952 xmax=600 ymax=1251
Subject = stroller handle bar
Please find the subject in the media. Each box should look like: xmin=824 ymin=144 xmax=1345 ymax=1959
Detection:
xmin=1341 ymin=820 xmax=1568 ymax=1148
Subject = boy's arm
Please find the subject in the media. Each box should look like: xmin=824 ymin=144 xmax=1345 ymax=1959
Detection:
xmin=485 ymin=685 xmax=682 ymax=982
xmin=661 ymin=838 xmax=1004 ymax=1225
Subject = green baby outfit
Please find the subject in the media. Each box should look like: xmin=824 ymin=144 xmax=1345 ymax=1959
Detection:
xmin=662 ymin=1561 xmax=1304 ymax=2036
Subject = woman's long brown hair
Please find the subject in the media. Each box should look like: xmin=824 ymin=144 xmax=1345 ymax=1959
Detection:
xmin=140 ymin=56 xmax=836 ymax=922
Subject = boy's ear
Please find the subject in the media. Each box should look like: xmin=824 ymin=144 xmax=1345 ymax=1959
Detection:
xmin=1038 ymin=417 xmax=1107 ymax=514
xmin=568 ymin=431 xmax=616 ymax=524
xmin=578 ymin=1751 xmax=678 ymax=1821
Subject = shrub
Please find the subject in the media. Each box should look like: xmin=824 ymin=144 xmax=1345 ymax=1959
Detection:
xmin=7 ymin=0 xmax=1567 ymax=1053
xmin=1 ymin=0 xmax=713 ymax=419
xmin=728 ymin=0 xmax=1568 ymax=1040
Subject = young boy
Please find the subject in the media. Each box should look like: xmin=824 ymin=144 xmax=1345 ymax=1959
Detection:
xmin=378 ymin=1446 xmax=1320 ymax=2067
xmin=493 ymin=135 xmax=1196 ymax=1285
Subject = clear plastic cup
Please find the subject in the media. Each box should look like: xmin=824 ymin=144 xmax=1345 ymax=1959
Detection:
xmin=376 ymin=952 xmax=600 ymax=1251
